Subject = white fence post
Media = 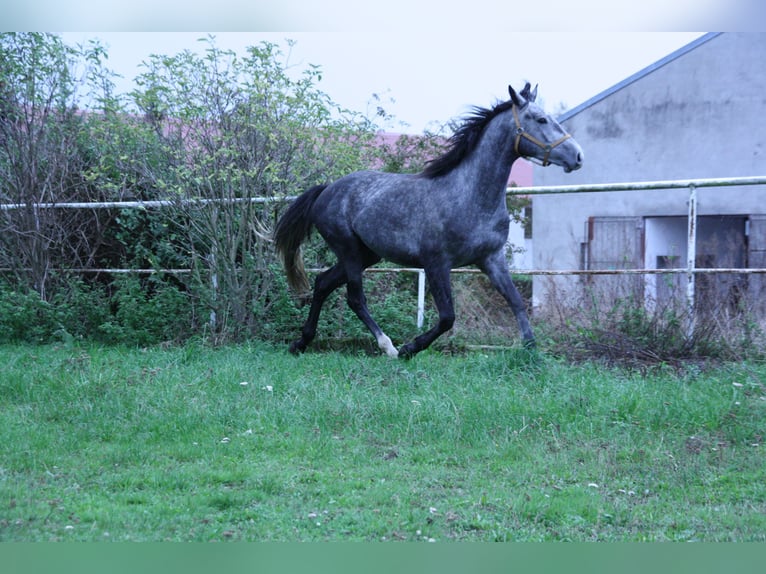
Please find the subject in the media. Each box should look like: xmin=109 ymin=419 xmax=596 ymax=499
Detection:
xmin=417 ymin=269 xmax=426 ymax=329
xmin=686 ymin=184 xmax=697 ymax=338
xmin=209 ymin=250 xmax=218 ymax=331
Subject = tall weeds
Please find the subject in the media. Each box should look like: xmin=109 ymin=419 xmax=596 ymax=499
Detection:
xmin=537 ymin=274 xmax=766 ymax=366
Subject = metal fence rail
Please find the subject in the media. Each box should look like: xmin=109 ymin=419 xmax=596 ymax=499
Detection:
xmin=507 ymin=175 xmax=766 ymax=195
xmin=2 ymin=175 xmax=762 ymax=210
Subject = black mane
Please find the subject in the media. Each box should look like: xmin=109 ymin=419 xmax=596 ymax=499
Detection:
xmin=420 ymin=99 xmax=515 ymax=179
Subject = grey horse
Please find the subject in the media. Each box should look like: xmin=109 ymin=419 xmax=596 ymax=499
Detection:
xmin=274 ymin=82 xmax=583 ymax=358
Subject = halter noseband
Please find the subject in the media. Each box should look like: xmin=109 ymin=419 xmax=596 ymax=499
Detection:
xmin=512 ymin=104 xmax=571 ymax=167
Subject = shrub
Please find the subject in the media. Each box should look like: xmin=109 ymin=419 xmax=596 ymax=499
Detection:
xmin=97 ymin=274 xmax=194 ymax=345
xmin=0 ymin=277 xmax=111 ymax=343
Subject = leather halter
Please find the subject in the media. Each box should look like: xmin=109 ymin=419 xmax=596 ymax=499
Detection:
xmin=512 ymin=104 xmax=571 ymax=167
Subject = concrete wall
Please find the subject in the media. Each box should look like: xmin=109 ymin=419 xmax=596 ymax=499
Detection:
xmin=529 ymin=33 xmax=766 ymax=309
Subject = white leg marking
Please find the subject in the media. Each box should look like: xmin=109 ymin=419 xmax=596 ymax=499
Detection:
xmin=377 ymin=333 xmax=399 ymax=358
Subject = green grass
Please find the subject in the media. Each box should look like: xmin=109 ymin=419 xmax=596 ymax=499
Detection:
xmin=1 ymin=342 xmax=765 ymax=541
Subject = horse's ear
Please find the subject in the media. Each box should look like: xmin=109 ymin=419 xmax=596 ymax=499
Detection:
xmin=520 ymin=81 xmax=537 ymax=102
xmin=508 ymin=85 xmax=522 ymax=107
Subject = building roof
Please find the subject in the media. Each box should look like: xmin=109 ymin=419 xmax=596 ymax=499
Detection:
xmin=557 ymin=33 xmax=722 ymax=123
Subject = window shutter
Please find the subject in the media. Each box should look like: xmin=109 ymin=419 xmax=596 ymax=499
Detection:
xmin=587 ymin=217 xmax=643 ymax=270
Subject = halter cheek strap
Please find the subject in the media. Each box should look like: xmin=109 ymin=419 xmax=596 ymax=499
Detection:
xmin=512 ymin=104 xmax=571 ymax=167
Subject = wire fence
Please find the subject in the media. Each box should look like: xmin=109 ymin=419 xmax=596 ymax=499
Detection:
xmin=2 ymin=175 xmax=765 ymax=331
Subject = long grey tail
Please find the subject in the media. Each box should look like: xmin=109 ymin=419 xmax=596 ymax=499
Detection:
xmin=273 ymin=184 xmax=327 ymax=296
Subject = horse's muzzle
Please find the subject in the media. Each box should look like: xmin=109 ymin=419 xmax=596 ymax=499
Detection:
xmin=563 ymin=150 xmax=584 ymax=173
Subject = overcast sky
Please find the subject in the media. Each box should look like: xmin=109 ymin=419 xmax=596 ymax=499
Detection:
xmin=32 ymin=0 xmax=762 ymax=133
xmin=10 ymin=0 xmax=763 ymax=32
xmin=58 ymin=31 xmax=706 ymax=133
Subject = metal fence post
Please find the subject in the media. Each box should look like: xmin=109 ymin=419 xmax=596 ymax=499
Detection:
xmin=686 ymin=183 xmax=697 ymax=337
xmin=209 ymin=250 xmax=218 ymax=331
xmin=417 ymin=269 xmax=426 ymax=328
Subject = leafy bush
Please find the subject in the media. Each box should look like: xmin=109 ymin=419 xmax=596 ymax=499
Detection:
xmin=0 ymin=274 xmax=195 ymax=345
xmin=0 ymin=286 xmax=55 ymax=343
xmin=0 ymin=277 xmax=109 ymax=343
xmin=97 ymin=274 xmax=194 ymax=345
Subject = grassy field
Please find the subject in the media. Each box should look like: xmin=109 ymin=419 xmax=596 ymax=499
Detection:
xmin=1 ymin=342 xmax=765 ymax=541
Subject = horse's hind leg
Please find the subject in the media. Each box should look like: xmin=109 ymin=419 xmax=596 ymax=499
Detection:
xmin=290 ymin=264 xmax=346 ymax=354
xmin=480 ymin=251 xmax=535 ymax=348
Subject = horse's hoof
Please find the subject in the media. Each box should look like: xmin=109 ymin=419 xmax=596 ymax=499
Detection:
xmin=288 ymin=340 xmax=306 ymax=355
xmin=397 ymin=343 xmax=417 ymax=360
xmin=522 ymin=337 xmax=537 ymax=351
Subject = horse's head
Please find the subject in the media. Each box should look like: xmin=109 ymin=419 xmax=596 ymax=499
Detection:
xmin=508 ymin=83 xmax=583 ymax=173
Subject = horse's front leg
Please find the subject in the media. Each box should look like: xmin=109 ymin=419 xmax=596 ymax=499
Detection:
xmin=480 ymin=251 xmax=535 ymax=348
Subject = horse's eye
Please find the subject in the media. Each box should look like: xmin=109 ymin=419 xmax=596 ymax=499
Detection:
xmin=536 ymin=117 xmax=548 ymax=124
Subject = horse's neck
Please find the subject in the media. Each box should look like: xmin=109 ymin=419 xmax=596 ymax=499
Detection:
xmin=453 ymin=113 xmax=517 ymax=210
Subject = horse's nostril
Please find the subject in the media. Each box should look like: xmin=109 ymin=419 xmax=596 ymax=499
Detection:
xmin=577 ymin=152 xmax=583 ymax=164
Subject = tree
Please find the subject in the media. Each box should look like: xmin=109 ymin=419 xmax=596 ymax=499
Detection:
xmin=131 ymin=37 xmax=380 ymax=337
xmin=0 ymin=33 xmax=122 ymax=300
